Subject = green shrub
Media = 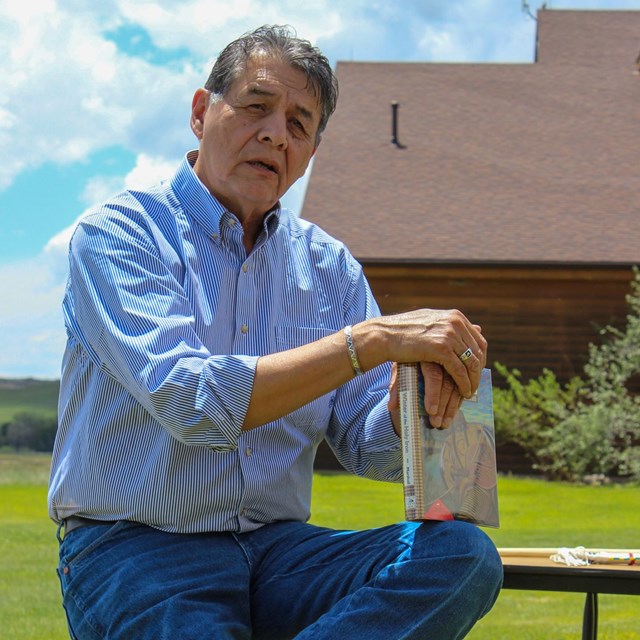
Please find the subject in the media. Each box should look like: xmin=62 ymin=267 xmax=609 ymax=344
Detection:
xmin=494 ymin=267 xmax=640 ymax=482
xmin=537 ymin=404 xmax=618 ymax=481
xmin=576 ymin=269 xmax=640 ymax=478
xmin=0 ymin=412 xmax=58 ymax=452
xmin=492 ymin=364 xmax=584 ymax=476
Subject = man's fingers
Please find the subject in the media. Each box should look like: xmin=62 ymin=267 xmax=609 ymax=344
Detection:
xmin=443 ymin=356 xmax=473 ymax=400
xmin=450 ymin=324 xmax=487 ymax=397
xmin=420 ymin=362 xmax=444 ymax=421
xmin=387 ymin=362 xmax=399 ymax=412
xmin=471 ymin=324 xmax=488 ymax=367
xmin=439 ymin=389 xmax=463 ymax=429
xmin=420 ymin=362 xmax=452 ymax=428
xmin=457 ymin=346 xmax=483 ymax=394
xmin=420 ymin=363 xmax=463 ymax=429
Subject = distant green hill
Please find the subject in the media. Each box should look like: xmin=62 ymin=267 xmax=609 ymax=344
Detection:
xmin=0 ymin=379 xmax=59 ymax=423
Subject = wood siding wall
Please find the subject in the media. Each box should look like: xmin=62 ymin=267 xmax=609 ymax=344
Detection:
xmin=314 ymin=264 xmax=634 ymax=472
xmin=362 ymin=263 xmax=635 ymax=383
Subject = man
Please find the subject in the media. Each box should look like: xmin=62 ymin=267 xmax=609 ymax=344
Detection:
xmin=49 ymin=25 xmax=502 ymax=639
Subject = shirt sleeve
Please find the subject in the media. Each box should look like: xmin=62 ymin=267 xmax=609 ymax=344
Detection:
xmin=66 ymin=204 xmax=255 ymax=451
xmin=324 ymin=253 xmax=403 ymax=482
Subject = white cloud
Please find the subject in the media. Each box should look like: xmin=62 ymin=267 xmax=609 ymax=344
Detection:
xmin=81 ymin=176 xmax=126 ymax=209
xmin=81 ymin=153 xmax=178 ymax=208
xmin=124 ymin=153 xmax=178 ymax=189
xmin=0 ymin=0 xmax=199 ymax=190
xmin=417 ymin=27 xmax=458 ymax=61
xmin=0 ymin=255 xmax=67 ymax=378
xmin=116 ymin=0 xmax=343 ymax=54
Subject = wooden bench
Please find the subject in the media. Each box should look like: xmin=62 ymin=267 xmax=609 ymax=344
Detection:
xmin=499 ymin=549 xmax=640 ymax=640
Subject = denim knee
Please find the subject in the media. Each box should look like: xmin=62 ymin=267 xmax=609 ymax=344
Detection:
xmin=411 ymin=520 xmax=503 ymax=610
xmin=456 ymin=521 xmax=503 ymax=597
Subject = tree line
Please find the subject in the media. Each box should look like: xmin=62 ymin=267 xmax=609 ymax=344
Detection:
xmin=1 ymin=411 xmax=57 ymax=452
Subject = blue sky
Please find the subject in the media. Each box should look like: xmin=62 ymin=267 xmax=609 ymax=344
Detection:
xmin=0 ymin=0 xmax=637 ymax=378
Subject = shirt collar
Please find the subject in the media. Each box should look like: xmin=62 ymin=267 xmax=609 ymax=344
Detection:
xmin=170 ymin=151 xmax=282 ymax=242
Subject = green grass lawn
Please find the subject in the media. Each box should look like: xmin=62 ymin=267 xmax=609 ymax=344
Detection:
xmin=1 ymin=453 xmax=638 ymax=639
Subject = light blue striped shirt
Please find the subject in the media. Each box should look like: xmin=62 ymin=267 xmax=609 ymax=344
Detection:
xmin=48 ymin=152 xmax=402 ymax=534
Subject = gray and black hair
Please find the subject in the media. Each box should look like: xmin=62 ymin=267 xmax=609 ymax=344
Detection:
xmin=204 ymin=25 xmax=338 ymax=142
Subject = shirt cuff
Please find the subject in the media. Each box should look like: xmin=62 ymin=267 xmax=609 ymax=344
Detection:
xmin=199 ymin=355 xmax=258 ymax=450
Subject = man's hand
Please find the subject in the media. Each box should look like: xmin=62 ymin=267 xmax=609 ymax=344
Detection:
xmin=388 ymin=362 xmax=464 ymax=435
xmin=359 ymin=308 xmax=487 ymax=400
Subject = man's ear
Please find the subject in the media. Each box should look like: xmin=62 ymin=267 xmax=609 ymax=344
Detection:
xmin=190 ymin=89 xmax=209 ymax=140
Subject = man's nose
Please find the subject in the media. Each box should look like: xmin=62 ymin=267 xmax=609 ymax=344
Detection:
xmin=258 ymin=112 xmax=288 ymax=149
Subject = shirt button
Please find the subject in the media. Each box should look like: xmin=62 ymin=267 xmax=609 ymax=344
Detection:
xmin=212 ymin=233 xmax=219 ymax=241
xmin=245 ymin=447 xmax=253 ymax=457
xmin=228 ymin=218 xmax=236 ymax=227
xmin=240 ymin=324 xmax=249 ymax=334
xmin=242 ymin=264 xmax=249 ymax=273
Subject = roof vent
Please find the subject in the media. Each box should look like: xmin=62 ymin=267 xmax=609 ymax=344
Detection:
xmin=391 ymin=101 xmax=406 ymax=149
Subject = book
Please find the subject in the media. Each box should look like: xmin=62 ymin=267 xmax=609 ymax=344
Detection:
xmin=398 ymin=364 xmax=499 ymax=528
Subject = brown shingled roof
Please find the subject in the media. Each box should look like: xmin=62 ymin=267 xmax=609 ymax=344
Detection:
xmin=301 ymin=10 xmax=640 ymax=265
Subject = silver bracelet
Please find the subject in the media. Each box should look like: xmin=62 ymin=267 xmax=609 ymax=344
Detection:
xmin=344 ymin=325 xmax=363 ymax=376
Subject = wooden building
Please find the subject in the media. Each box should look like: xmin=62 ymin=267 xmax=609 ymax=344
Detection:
xmin=302 ymin=9 xmax=640 ymax=383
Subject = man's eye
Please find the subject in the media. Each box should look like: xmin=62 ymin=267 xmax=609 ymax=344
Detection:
xmin=290 ymin=119 xmax=306 ymax=134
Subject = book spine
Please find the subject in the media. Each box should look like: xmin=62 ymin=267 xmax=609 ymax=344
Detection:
xmin=398 ymin=363 xmax=423 ymax=521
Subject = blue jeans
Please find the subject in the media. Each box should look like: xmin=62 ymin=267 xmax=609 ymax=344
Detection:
xmin=57 ymin=519 xmax=502 ymax=639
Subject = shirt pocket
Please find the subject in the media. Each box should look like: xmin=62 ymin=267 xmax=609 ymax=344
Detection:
xmin=274 ymin=326 xmax=337 ymax=435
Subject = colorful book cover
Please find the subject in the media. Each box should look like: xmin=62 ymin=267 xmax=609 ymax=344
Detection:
xmin=399 ymin=364 xmax=499 ymax=528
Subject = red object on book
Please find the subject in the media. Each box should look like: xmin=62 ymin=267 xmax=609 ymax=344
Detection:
xmin=423 ymin=499 xmax=454 ymax=521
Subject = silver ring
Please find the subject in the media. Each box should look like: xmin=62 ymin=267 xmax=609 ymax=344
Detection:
xmin=459 ymin=347 xmax=473 ymax=362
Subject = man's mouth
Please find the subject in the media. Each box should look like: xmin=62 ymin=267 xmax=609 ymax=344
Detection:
xmin=249 ymin=160 xmax=278 ymax=175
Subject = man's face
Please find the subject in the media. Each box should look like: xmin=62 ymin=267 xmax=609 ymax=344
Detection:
xmin=191 ymin=55 xmax=322 ymax=221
